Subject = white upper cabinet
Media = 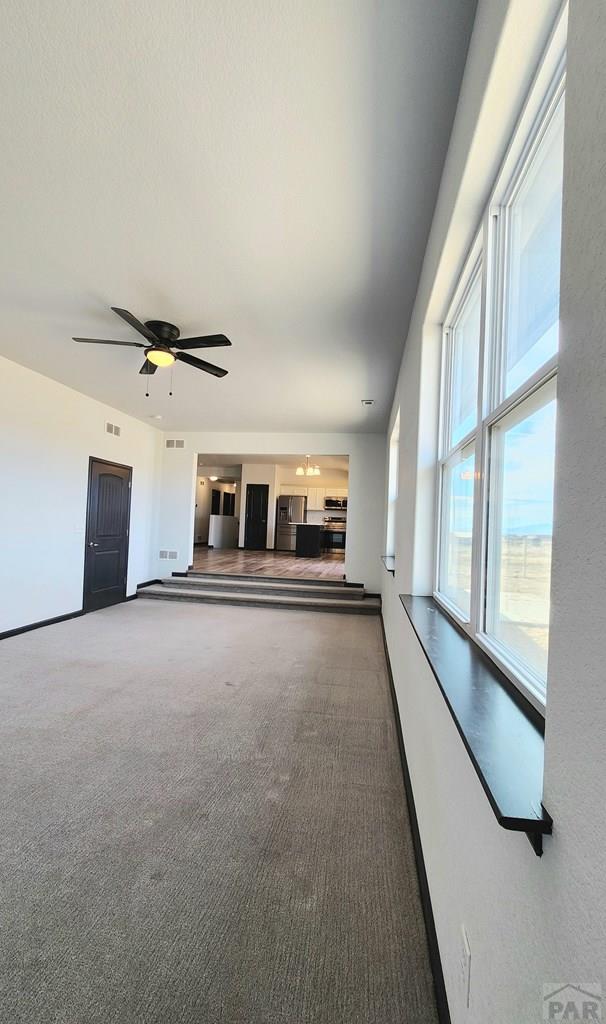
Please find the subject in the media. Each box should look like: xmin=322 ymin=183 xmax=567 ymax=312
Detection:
xmin=280 ymin=484 xmax=307 ymax=496
xmin=307 ymin=487 xmax=325 ymax=510
xmin=277 ymin=485 xmax=347 ymax=504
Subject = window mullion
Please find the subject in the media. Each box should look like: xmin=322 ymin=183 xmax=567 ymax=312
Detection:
xmin=485 ymin=355 xmax=558 ymax=429
xmin=469 ymin=226 xmax=489 ymax=634
xmin=438 ymin=328 xmax=451 ymax=460
xmin=434 ymin=330 xmax=449 ymax=594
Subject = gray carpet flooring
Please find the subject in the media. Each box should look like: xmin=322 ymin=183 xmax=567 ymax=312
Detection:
xmin=0 ymin=600 xmax=437 ymax=1023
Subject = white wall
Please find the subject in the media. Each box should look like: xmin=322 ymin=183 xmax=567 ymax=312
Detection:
xmin=237 ymin=463 xmax=279 ymax=548
xmin=194 ymin=475 xmax=211 ymax=543
xmin=0 ymin=355 xmax=161 ymax=633
xmin=306 ymin=510 xmax=329 ymax=526
xmin=153 ymin=432 xmax=384 ymax=588
xmin=543 ymin=0 xmax=606 ymax=991
xmin=381 ymin=2 xmax=606 ymax=1022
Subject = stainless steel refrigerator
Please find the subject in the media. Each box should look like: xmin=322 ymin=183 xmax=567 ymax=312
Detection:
xmin=275 ymin=495 xmax=307 ymax=551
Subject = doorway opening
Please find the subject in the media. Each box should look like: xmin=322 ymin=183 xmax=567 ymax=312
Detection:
xmin=83 ymin=457 xmax=132 ymax=612
xmin=192 ymin=454 xmax=349 ymax=581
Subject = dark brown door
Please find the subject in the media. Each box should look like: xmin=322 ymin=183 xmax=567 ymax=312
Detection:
xmin=83 ymin=458 xmax=132 ymax=612
xmin=244 ymin=484 xmax=269 ymax=550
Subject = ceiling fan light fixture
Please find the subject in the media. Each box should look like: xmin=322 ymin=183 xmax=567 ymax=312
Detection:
xmin=146 ymin=347 xmax=176 ymax=367
xmin=73 ymin=309 xmax=230 ymax=379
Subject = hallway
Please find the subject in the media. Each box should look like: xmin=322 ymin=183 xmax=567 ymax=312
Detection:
xmin=0 ymin=599 xmax=436 ymax=1023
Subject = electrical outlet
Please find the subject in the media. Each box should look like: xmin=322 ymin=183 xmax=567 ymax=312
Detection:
xmin=459 ymin=925 xmax=471 ymax=1010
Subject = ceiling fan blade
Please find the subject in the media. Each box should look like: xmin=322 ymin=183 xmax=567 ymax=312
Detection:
xmin=174 ymin=334 xmax=231 ymax=350
xmin=139 ymin=360 xmax=157 ymax=375
xmin=73 ymin=337 xmax=145 ymax=348
xmin=111 ymin=307 xmax=159 ymax=342
xmin=175 ymin=351 xmax=228 ymax=377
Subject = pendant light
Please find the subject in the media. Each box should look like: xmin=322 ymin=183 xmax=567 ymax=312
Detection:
xmin=295 ymin=455 xmax=320 ymax=477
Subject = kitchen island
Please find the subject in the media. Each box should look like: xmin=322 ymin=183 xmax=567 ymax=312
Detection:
xmin=294 ymin=523 xmax=322 ymax=558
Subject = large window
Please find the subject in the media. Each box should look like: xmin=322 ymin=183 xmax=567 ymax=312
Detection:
xmin=436 ymin=64 xmax=565 ymax=708
xmin=485 ymin=380 xmax=556 ymax=682
xmin=437 ymin=264 xmax=482 ymax=618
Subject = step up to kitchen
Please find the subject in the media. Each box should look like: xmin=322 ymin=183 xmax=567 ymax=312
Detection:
xmin=161 ymin=574 xmax=364 ymax=600
xmin=187 ymin=570 xmax=351 ymax=588
xmin=138 ymin=576 xmax=380 ymax=615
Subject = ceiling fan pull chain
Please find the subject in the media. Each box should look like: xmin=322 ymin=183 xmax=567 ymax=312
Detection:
xmin=169 ymin=363 xmax=174 ymax=397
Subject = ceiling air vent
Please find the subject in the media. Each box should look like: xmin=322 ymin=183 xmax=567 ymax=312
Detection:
xmin=105 ymin=421 xmax=121 ymax=437
xmin=165 ymin=439 xmax=185 ymax=449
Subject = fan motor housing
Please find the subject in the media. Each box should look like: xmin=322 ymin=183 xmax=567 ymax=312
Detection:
xmin=145 ymin=320 xmax=180 ymax=342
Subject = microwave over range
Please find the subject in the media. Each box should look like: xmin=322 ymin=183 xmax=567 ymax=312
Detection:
xmin=324 ymin=496 xmax=347 ymax=510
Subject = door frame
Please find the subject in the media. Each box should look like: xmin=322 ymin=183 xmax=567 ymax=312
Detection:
xmin=83 ymin=456 xmax=133 ymax=612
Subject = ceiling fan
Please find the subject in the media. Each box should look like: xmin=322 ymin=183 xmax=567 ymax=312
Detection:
xmin=73 ymin=307 xmax=231 ymax=378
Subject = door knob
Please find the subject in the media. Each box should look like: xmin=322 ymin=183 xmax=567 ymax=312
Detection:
xmin=88 ymin=541 xmax=99 ymax=547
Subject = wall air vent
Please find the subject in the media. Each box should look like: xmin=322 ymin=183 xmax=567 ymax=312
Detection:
xmin=159 ymin=550 xmax=178 ymax=560
xmin=165 ymin=439 xmax=185 ymax=449
xmin=105 ymin=421 xmax=121 ymax=437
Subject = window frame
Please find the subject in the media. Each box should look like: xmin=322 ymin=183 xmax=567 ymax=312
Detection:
xmin=434 ymin=36 xmax=566 ymax=713
xmin=435 ymin=240 xmax=483 ymax=626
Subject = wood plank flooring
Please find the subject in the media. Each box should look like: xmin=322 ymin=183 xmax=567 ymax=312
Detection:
xmin=192 ymin=546 xmax=346 ymax=581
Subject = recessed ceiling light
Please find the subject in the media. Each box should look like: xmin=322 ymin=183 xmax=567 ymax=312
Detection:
xmin=150 ymin=414 xmax=163 ymax=419
xmin=361 ymin=399 xmax=374 ymax=406
xmin=209 ymin=476 xmax=218 ymax=481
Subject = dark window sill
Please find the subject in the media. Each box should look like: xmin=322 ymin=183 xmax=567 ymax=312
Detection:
xmin=399 ymin=594 xmax=552 ymax=855
xmin=381 ymin=555 xmax=396 ymax=575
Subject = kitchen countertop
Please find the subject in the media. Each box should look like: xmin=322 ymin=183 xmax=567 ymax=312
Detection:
xmin=289 ymin=522 xmax=346 ymax=531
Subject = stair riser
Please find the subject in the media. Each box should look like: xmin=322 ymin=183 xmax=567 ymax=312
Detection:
xmin=161 ymin=581 xmax=363 ymax=600
xmin=184 ymin=572 xmax=356 ymax=589
xmin=138 ymin=591 xmax=379 ymax=616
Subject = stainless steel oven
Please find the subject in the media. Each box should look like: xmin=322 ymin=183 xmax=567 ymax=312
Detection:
xmin=322 ymin=517 xmax=346 ymax=553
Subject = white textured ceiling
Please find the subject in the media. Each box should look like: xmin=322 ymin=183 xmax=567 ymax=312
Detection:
xmin=0 ymin=0 xmax=475 ymax=433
